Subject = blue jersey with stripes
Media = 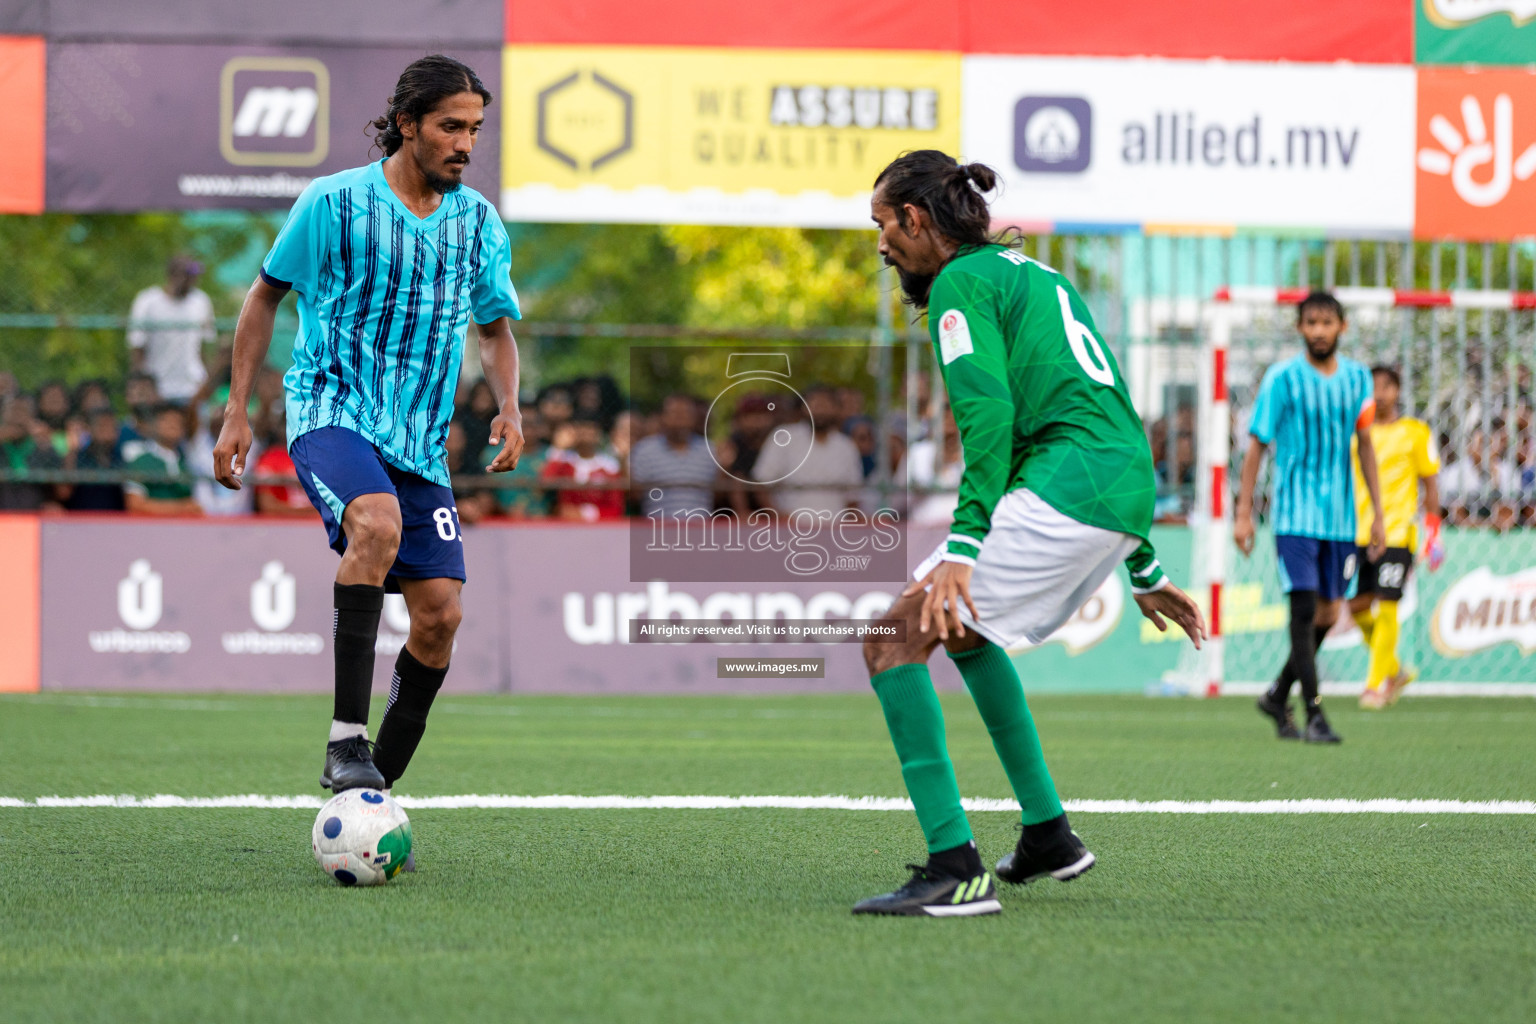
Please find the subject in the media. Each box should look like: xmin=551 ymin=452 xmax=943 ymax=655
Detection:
xmin=261 ymin=160 xmax=520 ymax=487
xmin=1248 ymin=354 xmax=1374 ymax=541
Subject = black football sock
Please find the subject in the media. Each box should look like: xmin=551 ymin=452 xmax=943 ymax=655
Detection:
xmin=928 ymin=838 xmax=985 ymax=879
xmin=332 ymin=583 xmax=384 ymax=726
xmin=1279 ymin=590 xmax=1327 ymax=720
xmin=1022 ymin=811 xmax=1073 ymax=850
xmin=1267 ymin=621 xmax=1329 ymax=704
xmin=372 ymin=646 xmax=449 ymax=788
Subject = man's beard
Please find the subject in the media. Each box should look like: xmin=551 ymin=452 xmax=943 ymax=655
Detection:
xmin=888 ymin=260 xmax=936 ymax=309
xmin=1306 ymin=337 xmax=1339 ymax=361
xmin=425 ymin=160 xmax=468 ymax=195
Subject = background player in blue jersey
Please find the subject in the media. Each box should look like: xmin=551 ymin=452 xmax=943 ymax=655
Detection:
xmin=1235 ymin=292 xmax=1385 ymax=744
xmin=213 ymin=56 xmax=524 ymax=795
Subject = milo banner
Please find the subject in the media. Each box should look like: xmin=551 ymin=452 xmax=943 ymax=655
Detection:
xmin=1221 ymin=526 xmax=1536 ymax=691
xmin=1416 ymin=1 xmax=1536 ymax=64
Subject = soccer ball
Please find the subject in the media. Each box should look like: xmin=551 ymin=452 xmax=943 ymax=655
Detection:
xmin=312 ymin=789 xmax=412 ymax=886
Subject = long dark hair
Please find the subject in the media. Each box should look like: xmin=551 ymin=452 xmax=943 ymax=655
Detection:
xmin=369 ymin=55 xmax=492 ymax=156
xmin=872 ymin=150 xmax=999 ymax=250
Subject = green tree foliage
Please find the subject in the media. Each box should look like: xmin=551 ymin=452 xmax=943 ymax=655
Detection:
xmin=504 ymin=223 xmax=886 ymax=398
xmin=0 ymin=212 xmax=271 ymax=392
xmin=0 ymin=213 xmax=889 ymax=403
xmin=663 ymin=225 xmax=878 ymax=329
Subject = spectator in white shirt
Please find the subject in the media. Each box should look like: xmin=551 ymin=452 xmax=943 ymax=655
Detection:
xmin=752 ymin=385 xmax=863 ymax=517
xmin=127 ymin=255 xmax=216 ymax=404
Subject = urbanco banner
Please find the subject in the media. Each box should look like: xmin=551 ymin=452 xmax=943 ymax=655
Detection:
xmin=33 ymin=519 xmax=1202 ymax=695
xmin=39 ymin=519 xmax=506 ymax=693
xmin=501 ymin=45 xmax=961 ymax=227
xmin=961 ymin=57 xmax=1416 ymax=234
xmin=45 ymin=43 xmax=501 ymax=211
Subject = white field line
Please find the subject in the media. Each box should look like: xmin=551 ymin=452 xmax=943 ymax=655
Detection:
xmin=0 ymin=795 xmax=1532 ymax=814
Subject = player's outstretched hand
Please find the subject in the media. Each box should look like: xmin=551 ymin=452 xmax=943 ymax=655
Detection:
xmin=1233 ymin=514 xmax=1255 ymax=557
xmin=1133 ymin=583 xmax=1207 ymax=649
xmin=902 ymin=560 xmax=979 ymax=641
xmin=212 ymin=412 xmax=253 ymax=491
xmin=485 ymin=412 xmax=525 ymax=473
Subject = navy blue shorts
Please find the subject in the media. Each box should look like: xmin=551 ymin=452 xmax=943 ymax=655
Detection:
xmin=1275 ymin=534 xmax=1356 ymax=601
xmin=289 ymin=426 xmax=466 ymax=591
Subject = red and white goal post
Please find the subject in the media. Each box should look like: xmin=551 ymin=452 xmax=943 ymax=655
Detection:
xmin=1174 ymin=285 xmax=1536 ymax=696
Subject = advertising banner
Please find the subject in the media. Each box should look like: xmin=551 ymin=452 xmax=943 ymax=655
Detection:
xmin=962 ymin=57 xmax=1417 ymax=234
xmin=501 ymin=45 xmax=960 ymax=227
xmin=38 ymin=520 xmax=506 ymax=693
xmin=1223 ymin=526 xmax=1536 ymax=688
xmin=45 ymin=43 xmax=501 ymax=211
xmin=0 ymin=35 xmax=44 ymax=214
xmin=965 ymin=1 xmax=1411 ymax=64
xmin=22 ymin=0 xmax=502 ymax=47
xmin=506 ymin=0 xmax=1410 ymax=64
xmin=0 ymin=515 xmax=40 ymax=692
xmin=1416 ymin=1 xmax=1536 ymax=65
xmin=506 ymin=0 xmax=943 ymax=52
xmin=1415 ymin=67 xmax=1536 ymax=240
xmin=27 ymin=518 xmax=1536 ymax=694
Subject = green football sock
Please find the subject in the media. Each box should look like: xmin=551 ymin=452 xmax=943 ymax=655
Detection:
xmin=949 ymin=642 xmax=1064 ymax=825
xmin=870 ymin=664 xmax=972 ymax=853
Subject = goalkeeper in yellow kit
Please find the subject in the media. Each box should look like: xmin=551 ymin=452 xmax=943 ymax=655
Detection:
xmin=1350 ymin=365 xmax=1442 ymax=710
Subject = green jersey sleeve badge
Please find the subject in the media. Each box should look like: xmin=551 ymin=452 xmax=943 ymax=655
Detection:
xmin=937 ymin=309 xmax=973 ymax=364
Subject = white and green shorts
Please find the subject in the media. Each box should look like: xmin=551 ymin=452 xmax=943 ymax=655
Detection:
xmin=914 ymin=489 xmax=1140 ymax=650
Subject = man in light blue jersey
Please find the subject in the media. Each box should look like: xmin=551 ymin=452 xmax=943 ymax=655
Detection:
xmin=1236 ymin=291 xmax=1386 ymax=744
xmin=214 ymin=56 xmax=524 ymax=796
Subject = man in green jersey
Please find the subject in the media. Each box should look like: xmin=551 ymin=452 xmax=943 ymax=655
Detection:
xmin=856 ymin=151 xmax=1206 ymax=917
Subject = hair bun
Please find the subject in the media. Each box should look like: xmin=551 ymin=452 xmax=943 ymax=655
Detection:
xmin=963 ymin=162 xmax=998 ymax=191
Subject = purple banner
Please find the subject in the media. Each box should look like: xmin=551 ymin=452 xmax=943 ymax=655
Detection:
xmin=46 ymin=43 xmax=502 ymax=211
xmin=40 ymin=519 xmax=505 ymax=694
xmin=38 ymin=520 xmax=959 ymax=694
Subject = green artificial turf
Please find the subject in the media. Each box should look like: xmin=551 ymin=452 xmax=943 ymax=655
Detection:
xmin=2 ymin=693 xmax=1533 ymax=1023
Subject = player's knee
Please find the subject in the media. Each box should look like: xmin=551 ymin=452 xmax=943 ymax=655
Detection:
xmin=346 ymin=505 xmax=402 ymax=562
xmin=864 ymin=616 xmax=928 ymax=677
xmin=412 ymin=593 xmax=462 ymax=644
xmin=862 ymin=634 xmax=890 ymax=676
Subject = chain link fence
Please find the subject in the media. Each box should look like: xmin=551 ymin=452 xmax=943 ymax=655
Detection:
xmin=1214 ymin=295 xmax=1534 ymax=691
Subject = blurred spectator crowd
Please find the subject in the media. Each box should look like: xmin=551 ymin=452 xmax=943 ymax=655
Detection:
xmin=4 ymin=256 xmax=1534 ymax=528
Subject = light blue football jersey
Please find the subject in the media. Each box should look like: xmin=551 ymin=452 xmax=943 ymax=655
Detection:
xmin=1247 ymin=354 xmax=1374 ymax=541
xmin=262 ymin=159 xmax=520 ymax=486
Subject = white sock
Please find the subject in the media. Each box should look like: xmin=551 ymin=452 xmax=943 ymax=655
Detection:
xmin=329 ymin=720 xmax=368 ymax=743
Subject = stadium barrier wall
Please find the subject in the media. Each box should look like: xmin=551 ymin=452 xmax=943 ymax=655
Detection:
xmin=14 ymin=516 xmax=1201 ymax=695
xmin=10 ymin=516 xmax=1530 ymax=695
xmin=0 ymin=515 xmax=40 ymax=692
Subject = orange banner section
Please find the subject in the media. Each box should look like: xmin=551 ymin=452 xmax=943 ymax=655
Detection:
xmin=1416 ymin=67 xmax=1536 ymax=240
xmin=0 ymin=516 xmax=41 ymax=692
xmin=0 ymin=36 xmax=45 ymax=214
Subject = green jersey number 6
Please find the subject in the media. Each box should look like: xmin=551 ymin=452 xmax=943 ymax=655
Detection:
xmin=1057 ymin=285 xmax=1115 ymax=387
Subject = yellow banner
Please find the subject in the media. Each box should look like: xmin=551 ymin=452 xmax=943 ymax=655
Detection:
xmin=502 ymin=45 xmax=961 ymax=226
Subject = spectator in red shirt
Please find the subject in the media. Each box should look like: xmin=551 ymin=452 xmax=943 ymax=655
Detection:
xmin=254 ymin=440 xmax=317 ymax=518
xmin=541 ymin=416 xmax=624 ymax=521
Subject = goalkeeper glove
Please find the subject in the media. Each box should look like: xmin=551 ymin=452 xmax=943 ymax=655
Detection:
xmin=1422 ymin=513 xmax=1445 ymax=572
